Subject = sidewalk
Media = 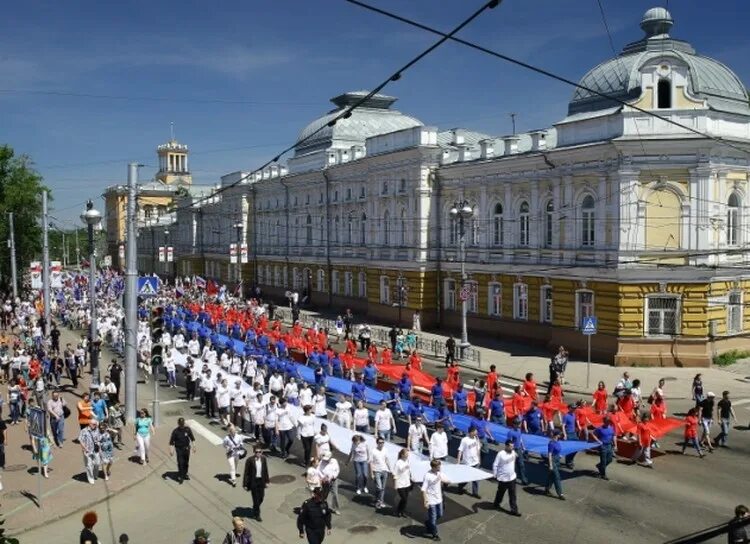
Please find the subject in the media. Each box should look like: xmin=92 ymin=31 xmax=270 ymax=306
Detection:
xmin=283 ymin=306 xmax=750 ymax=400
xmin=2 ymin=327 xmax=168 ymax=536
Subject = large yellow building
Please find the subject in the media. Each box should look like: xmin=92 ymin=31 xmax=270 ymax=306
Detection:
xmin=165 ymin=7 xmax=750 ymax=366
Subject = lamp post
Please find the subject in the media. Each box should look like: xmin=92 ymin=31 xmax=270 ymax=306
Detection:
xmin=449 ymin=200 xmax=474 ymax=359
xmin=396 ymin=273 xmax=407 ymax=329
xmin=81 ymin=200 xmax=102 ymax=386
xmin=163 ymin=228 xmax=170 ymax=282
xmin=234 ymin=220 xmax=243 ymax=297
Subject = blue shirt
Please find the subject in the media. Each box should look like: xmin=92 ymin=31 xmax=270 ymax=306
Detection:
xmin=408 ymin=403 xmax=424 ymax=420
xmin=489 ymin=399 xmax=505 ymax=417
xmin=431 ymin=384 xmax=444 ymax=401
xmin=363 ymin=365 xmax=376 ymax=381
xmin=92 ymin=399 xmax=107 ymax=421
xmin=548 ymin=440 xmax=562 ymax=458
xmin=398 ymin=379 xmax=412 ymax=396
xmin=524 ymin=409 xmax=543 ymax=433
xmin=507 ymin=428 xmax=524 ymax=450
xmin=308 ymin=352 xmax=320 ymax=367
xmin=331 ymin=357 xmax=342 ymax=371
xmin=351 ymin=382 xmax=366 ymax=402
xmin=276 ymin=340 xmax=287 ymax=354
xmin=453 ymin=390 xmax=468 ymax=408
xmin=470 ymin=418 xmax=487 ymax=439
xmin=563 ymin=412 xmax=576 ymax=434
xmin=594 ymin=424 xmax=615 ymax=445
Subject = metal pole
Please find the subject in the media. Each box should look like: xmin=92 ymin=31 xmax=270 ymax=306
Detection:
xmin=88 ymin=212 xmax=99 ymax=387
xmin=459 ymin=217 xmax=469 ymax=359
xmin=586 ymin=333 xmax=591 ymax=390
xmin=61 ymin=231 xmax=67 ymax=269
xmin=42 ymin=191 xmax=50 ymax=337
xmin=124 ymin=163 xmax=139 ymax=423
xmin=8 ymin=212 xmax=18 ymax=300
xmin=152 ymin=368 xmax=159 ymax=426
xmin=75 ymin=230 xmax=81 ymax=271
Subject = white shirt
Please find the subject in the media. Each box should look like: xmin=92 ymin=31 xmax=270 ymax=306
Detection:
xmin=393 ymin=458 xmax=411 ymax=489
xmin=313 ymin=394 xmax=328 ymax=417
xmin=370 ymin=447 xmax=390 ymax=473
xmin=252 ymin=402 xmax=267 ymax=425
xmin=216 ymin=385 xmax=231 ymax=408
xmin=353 ymin=408 xmax=369 ymax=427
xmin=314 ymin=433 xmax=331 ymax=456
xmin=350 ymin=442 xmax=369 ymax=463
xmin=264 ymin=403 xmax=278 ymax=427
xmin=299 ymin=387 xmax=313 ymax=407
xmin=283 ymin=382 xmax=299 ymax=401
xmin=430 ymin=430 xmax=449 ymax=460
xmin=297 ymin=414 xmax=315 ymax=438
xmin=492 ymin=450 xmax=517 ymax=482
xmin=201 ymin=375 xmax=215 ymax=392
xmin=276 ymin=406 xmax=294 ymax=431
xmin=408 ymin=424 xmax=427 ymax=446
xmin=458 ymin=436 xmax=481 ymax=467
xmin=269 ymin=375 xmax=284 ymax=393
xmin=421 ymin=471 xmax=448 ymax=506
xmin=374 ymin=409 xmax=393 ymax=431
xmin=320 ymin=458 xmax=340 ymax=480
xmin=188 ymin=339 xmax=200 ymax=355
xmin=231 ymin=388 xmax=245 ymax=408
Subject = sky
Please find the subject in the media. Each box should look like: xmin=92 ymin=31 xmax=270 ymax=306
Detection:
xmin=2 ymin=0 xmax=749 ymax=226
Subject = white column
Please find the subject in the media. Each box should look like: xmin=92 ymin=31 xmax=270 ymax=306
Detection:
xmin=503 ymin=182 xmax=512 ymax=262
xmin=529 ymin=180 xmax=539 ymax=251
xmin=689 ymin=165 xmax=712 ymax=262
xmin=561 ymin=175 xmax=573 ymax=261
xmin=616 ymin=168 xmax=639 ymax=258
xmin=553 ymin=178 xmax=562 ymax=249
xmin=596 ymin=175 xmax=607 ymax=262
xmin=716 ymin=170 xmax=728 ymax=251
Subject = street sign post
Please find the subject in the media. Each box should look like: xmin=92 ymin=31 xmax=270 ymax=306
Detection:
xmin=137 ymin=276 xmax=159 ymax=298
xmin=581 ymin=316 xmax=597 ymax=389
xmin=28 ymin=407 xmax=47 ymax=510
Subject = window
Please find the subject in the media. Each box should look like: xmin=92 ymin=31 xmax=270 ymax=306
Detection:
xmin=265 ymin=265 xmax=271 ymax=285
xmin=316 ymin=269 xmax=325 ymax=292
xmin=358 ymin=271 xmax=367 ymax=298
xmin=576 ymin=290 xmax=594 ymax=328
xmin=334 ymin=216 xmax=340 ymax=243
xmin=319 ymin=192 xmax=323 ymax=203
xmin=400 ymin=209 xmax=407 ymax=246
xmin=728 ymin=193 xmax=740 ymax=247
xmin=380 ymin=276 xmax=390 ymax=304
xmin=382 ymin=181 xmax=389 ymax=195
xmin=488 ymin=283 xmax=502 ymax=316
xmin=513 ymin=283 xmax=528 ymax=320
xmin=519 ymin=202 xmax=530 ymax=247
xmin=492 ymin=203 xmax=504 ymax=246
xmin=581 ymin=195 xmax=595 ymax=247
xmin=646 ymin=296 xmax=679 ymax=336
xmin=728 ymin=291 xmax=743 ymax=333
xmin=657 ymin=79 xmax=671 ymax=109
xmin=470 ymin=217 xmax=479 ymax=246
xmin=305 ymin=215 xmax=313 ymax=245
xmin=274 ymin=265 xmax=281 ymax=287
xmin=399 ymin=178 xmax=406 ymax=193
xmin=448 ymin=216 xmax=458 ymax=245
xmin=360 ymin=186 xmax=366 ymax=199
xmin=541 ymin=285 xmax=553 ymax=323
xmin=360 ymin=213 xmax=367 ymax=245
xmin=319 ymin=218 xmax=325 ymax=248
xmin=275 ymin=220 xmax=281 ymax=246
xmin=544 ymin=201 xmax=554 ymax=248
xmin=257 ymin=266 xmax=264 ymax=285
xmin=294 ymin=217 xmax=300 ymax=247
xmin=346 ymin=187 xmax=352 ymax=201
xmin=347 ymin=215 xmax=353 ymax=244
xmin=333 ymin=190 xmax=339 ymax=202
xmin=383 ymin=211 xmax=390 ymax=246
xmin=444 ymin=279 xmax=456 ymax=310
xmin=466 ymin=281 xmax=478 ymax=313
xmin=344 ymin=271 xmax=353 ymax=296
xmin=331 ymin=270 xmax=340 ymax=295
xmin=305 ymin=194 xmax=310 ymax=205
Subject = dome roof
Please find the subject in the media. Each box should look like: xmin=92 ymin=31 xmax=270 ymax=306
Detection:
xmin=568 ymin=8 xmax=749 ymax=116
xmin=294 ymin=91 xmax=423 ymax=156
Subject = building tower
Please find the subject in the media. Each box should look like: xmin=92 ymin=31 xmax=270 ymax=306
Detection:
xmin=156 ymin=136 xmax=192 ymax=186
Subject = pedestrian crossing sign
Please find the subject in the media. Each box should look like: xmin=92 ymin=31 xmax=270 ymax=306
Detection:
xmin=138 ymin=276 xmax=159 ymax=297
xmin=582 ymin=316 xmax=597 ymax=336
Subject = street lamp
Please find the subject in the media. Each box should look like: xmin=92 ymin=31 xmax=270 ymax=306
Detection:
xmin=81 ymin=200 xmax=102 ymax=386
xmin=449 ymin=199 xmax=474 ymax=359
xmin=234 ymin=220 xmax=243 ymax=297
xmin=396 ymin=273 xmax=407 ymax=329
xmin=163 ymin=228 xmax=170 ymax=282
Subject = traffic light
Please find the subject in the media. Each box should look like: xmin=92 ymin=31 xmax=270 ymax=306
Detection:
xmin=151 ymin=306 xmax=165 ymax=369
xmin=151 ymin=343 xmax=164 ymax=368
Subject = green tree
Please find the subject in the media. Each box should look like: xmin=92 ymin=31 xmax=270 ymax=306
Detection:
xmin=0 ymin=145 xmax=48 ymax=292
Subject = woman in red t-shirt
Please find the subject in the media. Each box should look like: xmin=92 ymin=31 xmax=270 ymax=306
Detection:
xmin=486 ymin=365 xmax=498 ymax=396
xmin=550 ymin=379 xmax=564 ymax=403
xmin=446 ymin=362 xmax=460 ymax=389
xmin=510 ymin=385 xmax=526 ymax=422
xmin=616 ymin=391 xmax=635 ymax=418
xmin=681 ymin=408 xmax=704 ymax=457
xmin=522 ymin=372 xmax=538 ymax=401
xmin=592 ymin=381 xmax=608 ymax=414
xmin=649 ymin=396 xmax=667 ymax=420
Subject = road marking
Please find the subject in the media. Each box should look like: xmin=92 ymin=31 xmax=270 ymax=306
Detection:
xmin=185 ymin=419 xmax=223 ymax=446
xmin=160 ymin=399 xmax=187 ymax=405
xmin=732 ymin=398 xmax=750 ymax=407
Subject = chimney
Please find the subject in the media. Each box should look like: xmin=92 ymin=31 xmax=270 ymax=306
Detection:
xmin=451 ymin=129 xmax=466 ymax=146
xmin=479 ymin=139 xmax=495 ymax=159
xmin=458 ymin=146 xmax=472 ymax=161
xmin=503 ymin=135 xmax=520 ymax=155
xmin=530 ymin=130 xmax=547 ymax=152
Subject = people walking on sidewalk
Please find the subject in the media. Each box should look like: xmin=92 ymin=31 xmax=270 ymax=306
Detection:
xmin=79 ymin=419 xmax=102 ymax=484
xmin=223 ymin=424 xmax=246 ymax=487
xmin=134 ymin=408 xmax=154 ymax=465
xmin=243 ymin=445 xmax=270 ymax=522
xmin=221 ymin=517 xmax=252 ymax=544
xmin=681 ymin=408 xmax=704 ymax=458
xmin=98 ymin=421 xmax=114 ymax=480
xmin=169 ymin=417 xmax=196 ymax=483
xmin=370 ymin=437 xmax=391 ymax=509
xmin=715 ymin=390 xmax=737 ymax=447
xmin=78 ymin=392 xmax=95 ymax=430
xmin=544 ymin=431 xmax=565 ymax=500
xmin=393 ymin=448 xmax=412 ymax=518
xmin=593 ymin=417 xmax=617 ymax=480
xmin=46 ymin=389 xmax=66 ymax=447
xmin=297 ymin=487 xmax=332 ymax=544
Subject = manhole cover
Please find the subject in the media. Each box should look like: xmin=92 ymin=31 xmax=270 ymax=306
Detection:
xmin=3 ymin=490 xmax=24 ymax=499
xmin=3 ymin=464 xmax=28 ymax=472
xmin=269 ymin=475 xmax=296 ymax=484
xmin=348 ymin=526 xmax=378 ymax=535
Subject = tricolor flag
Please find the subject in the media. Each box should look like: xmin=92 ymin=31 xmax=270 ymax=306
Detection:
xmin=175 ymin=285 xmax=184 ymax=298
xmin=194 ymin=276 xmax=207 ymax=289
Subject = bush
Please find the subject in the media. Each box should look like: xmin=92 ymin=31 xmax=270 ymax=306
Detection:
xmin=713 ymin=350 xmax=750 ymax=367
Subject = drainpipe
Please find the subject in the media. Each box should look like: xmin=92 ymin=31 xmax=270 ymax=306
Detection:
xmin=323 ymin=171 xmax=333 ymax=307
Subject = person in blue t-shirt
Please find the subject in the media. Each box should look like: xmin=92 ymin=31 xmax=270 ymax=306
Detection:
xmin=469 ymin=409 xmax=494 ymax=453
xmin=430 ymin=378 xmax=445 ymax=409
xmin=276 ymin=339 xmax=287 ymax=358
xmin=487 ymin=392 xmax=506 ymax=425
xmin=545 ymin=431 xmax=565 ymax=499
xmin=284 ymin=359 xmax=298 ymax=380
xmin=319 ymin=351 xmax=330 ymax=371
xmin=523 ymin=402 xmax=544 ymax=435
xmin=330 ymin=354 xmax=343 ymax=378
xmin=91 ymin=392 xmax=108 ymax=422
xmin=351 ymin=375 xmax=367 ymax=403
xmin=314 ymin=365 xmax=326 ymax=387
xmin=453 ymin=386 xmax=468 ymax=414
xmin=433 ymin=405 xmax=454 ymax=434
xmin=593 ymin=416 xmax=617 ymax=480
xmin=385 ymin=386 xmax=403 ymax=418
xmin=363 ymin=362 xmax=377 ymax=388
xmin=561 ymin=406 xmax=578 ymax=468
xmin=231 ymin=323 xmax=242 ymax=339
xmin=257 ymin=334 xmax=269 ymax=350
xmin=407 ymin=398 xmax=425 ymax=424
xmin=307 ymin=349 xmax=320 ymax=368
xmin=397 ymin=374 xmax=412 ymax=400
xmin=506 ymin=418 xmax=528 ymax=485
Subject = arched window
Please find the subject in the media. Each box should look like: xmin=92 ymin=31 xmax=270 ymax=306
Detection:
xmin=448 ymin=210 xmax=458 ymax=245
xmin=319 ymin=217 xmax=324 ymax=248
xmin=334 ymin=216 xmax=340 ymax=244
xmin=294 ymin=217 xmax=300 ymax=247
xmin=275 ymin=220 xmax=280 ymax=246
xmin=519 ymin=201 xmax=530 ymax=247
xmin=347 ymin=214 xmax=353 ymax=245
xmin=657 ymin=79 xmax=671 ymax=109
xmin=728 ymin=193 xmax=741 ymax=246
xmin=305 ymin=214 xmax=312 ymax=245
xmin=383 ymin=210 xmax=390 ymax=246
xmin=360 ymin=213 xmax=367 ymax=245
xmin=581 ymin=195 xmax=595 ymax=247
xmin=492 ymin=203 xmax=504 ymax=246
xmin=400 ymin=209 xmax=407 ymax=246
xmin=544 ymin=200 xmax=554 ymax=247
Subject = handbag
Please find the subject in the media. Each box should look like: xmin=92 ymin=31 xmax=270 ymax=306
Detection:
xmin=63 ymin=405 xmax=71 ymax=418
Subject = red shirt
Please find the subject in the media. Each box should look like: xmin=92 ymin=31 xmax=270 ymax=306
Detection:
xmin=447 ymin=366 xmax=460 ymax=386
xmin=381 ymin=349 xmax=392 ymax=365
xmin=408 ymin=353 xmax=422 ymax=371
xmin=650 ymin=401 xmax=666 ymax=420
xmin=486 ymin=371 xmax=498 ymax=394
xmin=684 ymin=415 xmax=698 ymax=439
xmin=511 ymin=393 xmax=525 ymax=418
xmin=550 ymin=384 xmax=563 ymax=402
xmin=617 ymin=396 xmax=635 ymax=415
xmin=522 ymin=380 xmax=538 ymax=401
xmin=593 ymin=389 xmax=608 ymax=412
xmin=637 ymin=423 xmax=652 ymax=447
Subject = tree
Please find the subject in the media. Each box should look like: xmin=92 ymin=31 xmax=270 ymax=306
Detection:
xmin=0 ymin=145 xmax=48 ymax=292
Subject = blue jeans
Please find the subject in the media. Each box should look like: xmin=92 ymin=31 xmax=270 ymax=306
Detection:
xmin=373 ymin=471 xmax=387 ymax=503
xmin=377 ymin=429 xmax=391 ymax=442
xmin=9 ymin=400 xmax=20 ymax=424
xmin=564 ymin=437 xmax=577 ymax=467
xmin=716 ymin=418 xmax=730 ymax=446
xmin=355 ymin=424 xmax=369 ymax=434
xmin=491 ymin=414 xmax=506 ymax=426
xmin=425 ymin=502 xmax=444 ymax=537
xmin=353 ymin=460 xmax=368 ymax=491
xmin=682 ymin=437 xmax=702 ymax=456
xmin=50 ymin=416 xmax=65 ymax=445
xmin=597 ymin=444 xmax=613 ymax=477
xmin=458 ymin=470 xmax=480 ymax=496
xmin=546 ymin=457 xmax=562 ymax=496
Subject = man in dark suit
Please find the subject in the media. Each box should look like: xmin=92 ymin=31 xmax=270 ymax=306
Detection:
xmin=243 ymin=445 xmax=270 ymax=521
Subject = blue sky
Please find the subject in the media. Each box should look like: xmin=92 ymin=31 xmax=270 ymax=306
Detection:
xmin=2 ymin=0 xmax=749 ymax=225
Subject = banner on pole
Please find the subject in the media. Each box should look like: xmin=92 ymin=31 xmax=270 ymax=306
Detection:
xmin=240 ymin=243 xmax=248 ymax=264
xmin=158 ymin=246 xmax=165 ymax=263
xmin=30 ymin=261 xmax=42 ymax=290
xmin=118 ymin=244 xmax=125 ymax=262
xmin=229 ymin=243 xmax=238 ymax=264
xmin=50 ymin=260 xmax=63 ymax=288
xmin=167 ymin=246 xmax=174 ymax=262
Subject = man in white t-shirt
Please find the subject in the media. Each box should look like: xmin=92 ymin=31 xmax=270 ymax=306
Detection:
xmin=319 ymin=451 xmax=341 ymax=513
xmin=421 ymin=459 xmax=450 ymax=540
xmin=374 ymin=400 xmax=396 ymax=442
xmin=187 ymin=336 xmax=200 ymax=358
xmin=429 ymin=422 xmax=449 ymax=461
xmin=492 ymin=440 xmax=520 ymax=516
xmin=230 ymin=381 xmax=246 ymax=429
xmin=263 ymin=396 xmax=279 ymax=452
xmin=275 ymin=398 xmax=296 ymax=459
xmin=457 ymin=426 xmax=482 ymax=498
xmin=407 ymin=416 xmax=429 ymax=453
xmin=313 ymin=387 xmax=328 ymax=419
xmin=296 ymin=405 xmax=316 ymax=465
xmin=369 ymin=437 xmax=392 ymax=509
xmin=216 ymin=378 xmax=232 ymax=427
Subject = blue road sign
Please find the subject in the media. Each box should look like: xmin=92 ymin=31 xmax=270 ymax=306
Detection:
xmin=28 ymin=407 xmax=47 ymax=439
xmin=138 ymin=276 xmax=159 ymax=297
xmin=582 ymin=316 xmax=598 ymax=336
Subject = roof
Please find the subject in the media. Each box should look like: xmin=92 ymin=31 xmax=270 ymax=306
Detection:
xmin=294 ymin=91 xmax=423 ymax=156
xmin=569 ymin=8 xmax=749 ymax=116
